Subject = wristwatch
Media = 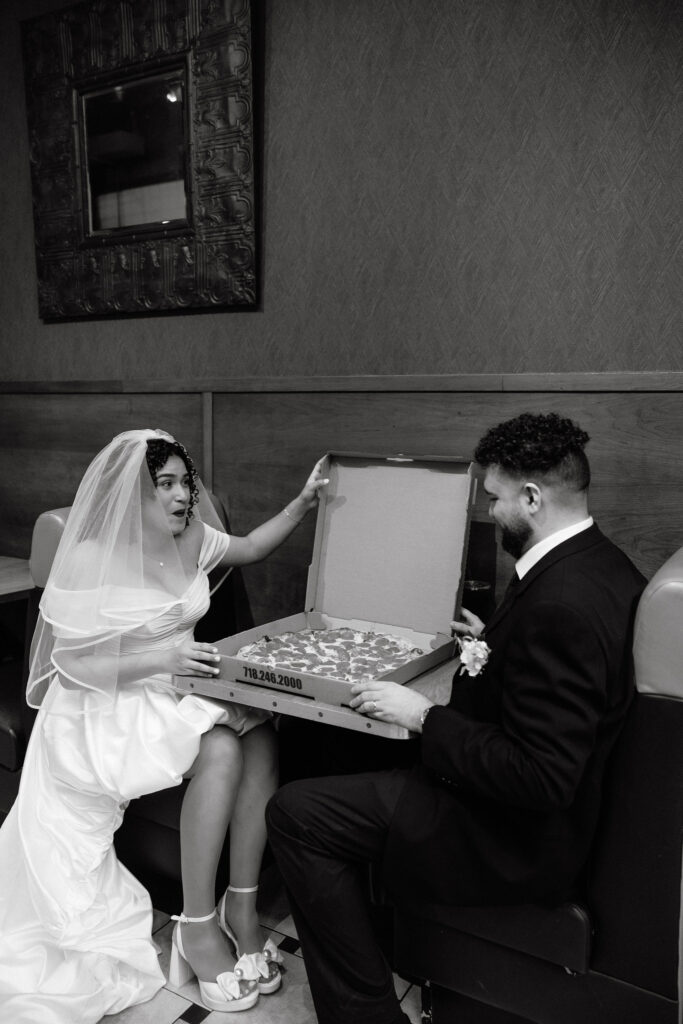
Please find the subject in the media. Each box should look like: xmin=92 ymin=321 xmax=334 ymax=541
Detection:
xmin=420 ymin=705 xmax=432 ymax=729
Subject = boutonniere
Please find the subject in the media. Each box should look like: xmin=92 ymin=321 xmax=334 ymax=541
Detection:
xmin=456 ymin=635 xmax=490 ymax=677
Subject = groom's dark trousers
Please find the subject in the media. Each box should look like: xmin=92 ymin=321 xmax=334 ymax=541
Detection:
xmin=267 ymin=768 xmax=411 ymax=1024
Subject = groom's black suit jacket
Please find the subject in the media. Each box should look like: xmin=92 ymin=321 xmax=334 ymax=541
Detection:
xmin=382 ymin=524 xmax=645 ymax=910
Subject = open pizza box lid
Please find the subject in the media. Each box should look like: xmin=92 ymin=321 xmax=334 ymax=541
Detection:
xmin=175 ymin=452 xmax=476 ymax=738
xmin=306 ymin=452 xmax=475 ymax=636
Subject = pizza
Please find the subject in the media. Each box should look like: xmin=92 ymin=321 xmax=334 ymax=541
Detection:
xmin=236 ymin=626 xmax=424 ymax=683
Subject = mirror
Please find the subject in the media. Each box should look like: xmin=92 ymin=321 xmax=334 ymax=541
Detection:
xmin=22 ymin=0 xmax=257 ymax=320
xmin=83 ymin=69 xmax=189 ymax=233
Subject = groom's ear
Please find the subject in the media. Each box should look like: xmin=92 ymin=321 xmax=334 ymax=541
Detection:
xmin=522 ymin=482 xmax=542 ymax=512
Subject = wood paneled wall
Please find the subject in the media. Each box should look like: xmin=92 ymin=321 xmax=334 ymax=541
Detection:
xmin=1 ymin=377 xmax=682 ymax=627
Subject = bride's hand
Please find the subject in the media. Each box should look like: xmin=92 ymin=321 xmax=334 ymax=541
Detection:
xmin=296 ymin=458 xmax=329 ymax=513
xmin=165 ymin=641 xmax=222 ymax=678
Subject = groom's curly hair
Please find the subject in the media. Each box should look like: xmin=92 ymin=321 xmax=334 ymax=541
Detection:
xmin=474 ymin=412 xmax=591 ymax=492
xmin=145 ymin=438 xmax=200 ymax=517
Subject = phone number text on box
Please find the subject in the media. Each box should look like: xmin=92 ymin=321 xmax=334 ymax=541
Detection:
xmin=242 ymin=665 xmax=303 ymax=690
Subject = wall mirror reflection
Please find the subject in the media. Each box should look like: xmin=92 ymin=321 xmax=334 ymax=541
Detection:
xmin=82 ymin=69 xmax=189 ymax=234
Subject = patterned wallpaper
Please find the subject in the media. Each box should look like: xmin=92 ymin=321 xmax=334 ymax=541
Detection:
xmin=1 ymin=0 xmax=681 ymax=380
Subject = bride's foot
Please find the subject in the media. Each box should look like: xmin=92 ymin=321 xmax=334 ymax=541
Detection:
xmin=218 ymin=886 xmax=283 ymax=994
xmin=177 ymin=912 xmax=237 ymax=982
xmin=169 ymin=910 xmax=260 ymax=1012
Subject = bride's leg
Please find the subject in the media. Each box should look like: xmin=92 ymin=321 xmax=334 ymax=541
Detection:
xmin=179 ymin=726 xmax=243 ymax=980
xmin=222 ymin=721 xmax=278 ymax=953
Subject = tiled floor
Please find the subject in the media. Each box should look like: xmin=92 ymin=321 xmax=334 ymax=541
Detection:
xmin=101 ymin=886 xmax=423 ymax=1024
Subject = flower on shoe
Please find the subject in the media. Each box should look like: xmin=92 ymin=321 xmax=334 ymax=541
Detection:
xmin=456 ymin=635 xmax=491 ymax=677
xmin=247 ymin=937 xmax=284 ymax=979
xmin=262 ymin=936 xmax=284 ymax=964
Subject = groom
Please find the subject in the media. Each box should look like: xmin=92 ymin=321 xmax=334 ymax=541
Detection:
xmin=266 ymin=412 xmax=645 ymax=1024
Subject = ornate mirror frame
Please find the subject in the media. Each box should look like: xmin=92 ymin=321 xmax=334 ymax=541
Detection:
xmin=22 ymin=0 xmax=257 ymax=320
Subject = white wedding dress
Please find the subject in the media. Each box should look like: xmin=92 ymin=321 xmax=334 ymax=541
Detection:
xmin=0 ymin=524 xmax=265 ymax=1024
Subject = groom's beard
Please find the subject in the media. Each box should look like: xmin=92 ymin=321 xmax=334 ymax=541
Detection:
xmin=500 ymin=518 xmax=532 ymax=559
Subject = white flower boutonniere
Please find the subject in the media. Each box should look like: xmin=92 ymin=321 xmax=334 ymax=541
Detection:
xmin=456 ymin=635 xmax=491 ymax=677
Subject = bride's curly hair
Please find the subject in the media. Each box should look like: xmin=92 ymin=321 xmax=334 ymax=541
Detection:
xmin=145 ymin=438 xmax=200 ymax=517
xmin=474 ymin=412 xmax=591 ymax=492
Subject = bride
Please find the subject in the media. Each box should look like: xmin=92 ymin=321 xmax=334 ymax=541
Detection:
xmin=0 ymin=428 xmax=327 ymax=1022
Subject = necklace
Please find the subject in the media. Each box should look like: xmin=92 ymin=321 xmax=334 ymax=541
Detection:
xmin=144 ymin=551 xmax=166 ymax=568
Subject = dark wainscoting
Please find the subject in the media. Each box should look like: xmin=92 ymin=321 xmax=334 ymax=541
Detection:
xmin=2 ymin=373 xmax=682 ymax=625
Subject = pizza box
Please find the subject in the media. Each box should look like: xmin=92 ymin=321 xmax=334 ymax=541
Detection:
xmin=175 ymin=451 xmax=476 ymax=738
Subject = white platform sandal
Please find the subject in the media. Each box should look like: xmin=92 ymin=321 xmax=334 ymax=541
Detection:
xmin=217 ymin=885 xmax=284 ymax=995
xmin=169 ymin=909 xmax=260 ymax=1012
